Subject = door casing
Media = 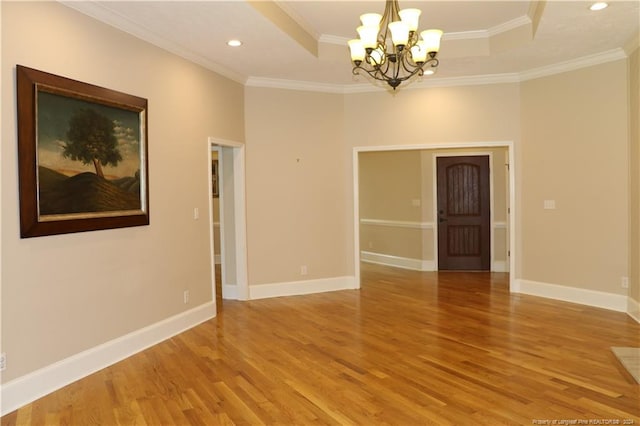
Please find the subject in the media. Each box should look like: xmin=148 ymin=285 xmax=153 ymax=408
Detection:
xmin=352 ymin=141 xmax=515 ymax=292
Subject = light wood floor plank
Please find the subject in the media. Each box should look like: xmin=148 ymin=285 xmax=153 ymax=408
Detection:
xmin=2 ymin=263 xmax=639 ymax=425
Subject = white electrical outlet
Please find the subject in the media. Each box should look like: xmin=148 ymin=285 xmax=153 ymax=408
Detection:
xmin=300 ymin=265 xmax=308 ymax=276
xmin=621 ymin=277 xmax=629 ymax=289
xmin=193 ymin=207 xmax=199 ymax=220
xmin=183 ymin=290 xmax=190 ymax=304
xmin=0 ymin=352 xmax=6 ymax=371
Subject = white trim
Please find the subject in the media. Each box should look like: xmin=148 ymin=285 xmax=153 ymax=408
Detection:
xmin=487 ymin=15 xmax=531 ymax=37
xmin=208 ymin=138 xmax=249 ymax=301
xmin=208 ymin=145 xmax=220 ymax=305
xmin=208 ymin=137 xmax=243 ymax=148
xmin=222 ymin=284 xmax=239 ymax=300
xmin=319 ymin=34 xmax=348 ymax=45
xmin=245 ymin=77 xmax=345 ymax=94
xmin=492 ymin=260 xmax=509 ymax=273
xmin=515 ymin=279 xmax=628 ymax=312
xmin=628 ymin=297 xmax=640 ymax=324
xmin=519 ymin=48 xmax=627 ymax=81
xmin=443 ymin=30 xmax=488 ymax=41
xmin=0 ymin=302 xmax=215 ymax=416
xmin=361 ymin=251 xmax=436 ymax=271
xmin=360 ymin=218 xmax=434 ymax=230
xmin=353 ymin=141 xmax=517 ymax=292
xmin=343 ymin=73 xmax=520 ymax=94
xmin=249 ymin=276 xmax=357 ymax=300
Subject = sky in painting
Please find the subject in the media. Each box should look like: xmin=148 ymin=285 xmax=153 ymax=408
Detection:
xmin=37 ymin=90 xmax=143 ymax=179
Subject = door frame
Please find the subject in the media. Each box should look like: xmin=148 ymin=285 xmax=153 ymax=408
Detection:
xmin=352 ymin=141 xmax=516 ymax=292
xmin=208 ymin=137 xmax=249 ymax=301
xmin=433 ymin=152 xmax=494 ymax=271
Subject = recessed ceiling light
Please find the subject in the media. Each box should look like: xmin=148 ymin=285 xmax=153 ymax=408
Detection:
xmin=227 ymin=40 xmax=242 ymax=47
xmin=590 ymin=2 xmax=608 ymax=11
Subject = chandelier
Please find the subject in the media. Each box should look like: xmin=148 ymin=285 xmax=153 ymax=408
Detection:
xmin=348 ymin=0 xmax=443 ymax=90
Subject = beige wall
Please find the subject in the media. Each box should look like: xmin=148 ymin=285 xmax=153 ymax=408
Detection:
xmin=359 ymin=150 xmax=423 ymax=260
xmin=630 ymin=46 xmax=640 ymax=310
xmin=244 ymin=87 xmax=350 ymax=285
xmin=1 ymin=2 xmax=244 ymax=381
xmin=520 ymin=60 xmax=629 ymax=294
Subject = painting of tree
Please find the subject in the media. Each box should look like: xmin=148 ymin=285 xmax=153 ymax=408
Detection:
xmin=64 ymin=108 xmax=123 ymax=178
xmin=17 ymin=65 xmax=149 ymax=237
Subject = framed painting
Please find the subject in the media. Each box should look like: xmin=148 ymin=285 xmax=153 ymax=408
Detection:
xmin=16 ymin=65 xmax=150 ymax=238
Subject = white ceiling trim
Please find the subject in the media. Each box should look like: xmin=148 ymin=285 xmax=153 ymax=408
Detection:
xmin=519 ymin=48 xmax=628 ymax=82
xmin=487 ymin=15 xmax=532 ymax=37
xmin=247 ymin=48 xmax=628 ymax=94
xmin=245 ymin=77 xmax=346 ymax=93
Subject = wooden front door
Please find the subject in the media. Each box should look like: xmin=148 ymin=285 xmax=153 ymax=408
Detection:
xmin=437 ymin=156 xmax=490 ymax=270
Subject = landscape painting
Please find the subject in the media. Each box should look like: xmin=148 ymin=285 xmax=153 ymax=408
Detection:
xmin=17 ymin=65 xmax=149 ymax=238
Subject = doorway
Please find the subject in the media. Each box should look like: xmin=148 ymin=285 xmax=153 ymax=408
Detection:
xmin=208 ymin=138 xmax=249 ymax=306
xmin=352 ymin=142 xmax=516 ymax=292
xmin=436 ymin=155 xmax=490 ymax=270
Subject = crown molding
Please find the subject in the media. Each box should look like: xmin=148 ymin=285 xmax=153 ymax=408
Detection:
xmin=320 ymin=34 xmax=350 ymax=45
xmin=59 ymin=1 xmax=247 ymax=85
xmin=245 ymin=77 xmax=347 ymax=94
xmin=247 ymin=48 xmax=627 ymax=94
xmin=519 ymin=48 xmax=627 ymax=81
xmin=487 ymin=15 xmax=532 ymax=37
xmin=343 ymin=73 xmax=520 ymax=94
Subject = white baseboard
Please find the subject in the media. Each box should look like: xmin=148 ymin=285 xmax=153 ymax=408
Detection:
xmin=515 ymin=279 xmax=628 ymax=312
xmin=0 ymin=302 xmax=216 ymax=416
xmin=361 ymin=251 xmax=436 ymax=271
xmin=250 ymin=276 xmax=357 ymax=300
xmin=492 ymin=260 xmax=509 ymax=272
xmin=628 ymin=296 xmax=640 ymax=324
xmin=222 ymin=284 xmax=238 ymax=300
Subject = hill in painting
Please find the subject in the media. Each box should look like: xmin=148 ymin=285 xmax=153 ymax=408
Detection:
xmin=38 ymin=166 xmax=141 ymax=215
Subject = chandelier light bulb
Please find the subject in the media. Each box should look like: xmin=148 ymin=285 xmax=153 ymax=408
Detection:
xmin=360 ymin=13 xmax=382 ymax=27
xmin=398 ymin=8 xmax=421 ymax=32
xmin=357 ymin=25 xmax=380 ymax=49
xmin=421 ymin=29 xmax=443 ymax=53
xmin=410 ymin=40 xmax=428 ymax=63
xmin=370 ymin=47 xmax=386 ymax=66
xmin=348 ymin=39 xmax=366 ymax=63
xmin=388 ymin=21 xmax=410 ymax=47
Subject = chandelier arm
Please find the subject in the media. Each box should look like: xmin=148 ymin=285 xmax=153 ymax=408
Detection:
xmin=350 ymin=0 xmax=441 ymax=89
xmin=399 ymin=53 xmax=419 ymax=75
xmin=353 ymin=64 xmax=393 ymax=84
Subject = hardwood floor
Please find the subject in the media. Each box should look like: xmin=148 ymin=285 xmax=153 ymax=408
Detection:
xmin=3 ymin=263 xmax=639 ymax=425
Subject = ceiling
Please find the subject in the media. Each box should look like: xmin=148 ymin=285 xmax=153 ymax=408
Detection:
xmin=63 ymin=0 xmax=640 ymax=91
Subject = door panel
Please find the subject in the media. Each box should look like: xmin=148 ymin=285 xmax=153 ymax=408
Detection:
xmin=437 ymin=156 xmax=490 ymax=270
